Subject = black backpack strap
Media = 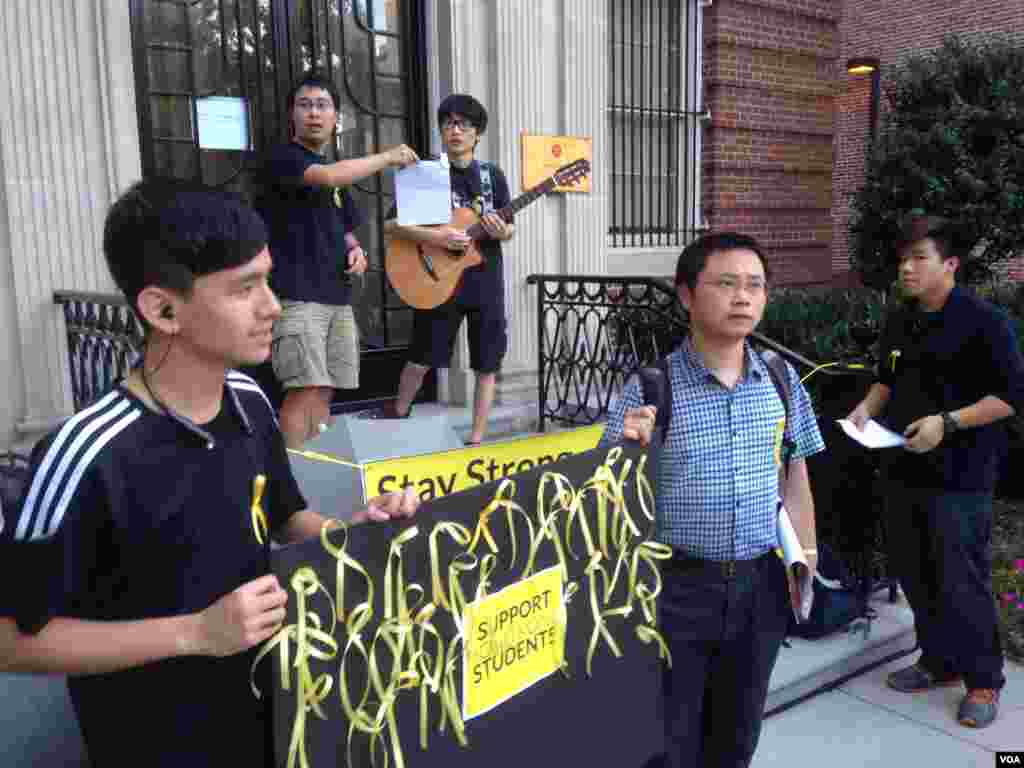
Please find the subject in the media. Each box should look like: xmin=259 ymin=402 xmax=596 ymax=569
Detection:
xmin=637 ymin=356 xmax=673 ymax=436
xmin=758 ymin=348 xmax=797 ymax=483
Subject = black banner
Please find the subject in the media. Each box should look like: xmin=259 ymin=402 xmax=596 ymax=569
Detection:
xmin=261 ymin=439 xmax=667 ymax=768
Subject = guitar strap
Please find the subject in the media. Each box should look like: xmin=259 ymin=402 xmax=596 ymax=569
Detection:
xmin=450 ymin=161 xmax=494 ymax=216
xmin=478 ymin=162 xmax=494 ymax=214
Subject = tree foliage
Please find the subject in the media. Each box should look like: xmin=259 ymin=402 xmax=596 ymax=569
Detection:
xmin=850 ymin=35 xmax=1024 ymax=289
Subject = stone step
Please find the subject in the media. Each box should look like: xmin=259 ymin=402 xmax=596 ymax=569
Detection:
xmin=765 ymin=590 xmax=917 ymax=716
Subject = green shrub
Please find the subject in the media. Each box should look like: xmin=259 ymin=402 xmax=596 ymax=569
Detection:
xmin=850 ymin=35 xmax=1024 ymax=289
xmin=761 ymin=288 xmax=887 ymax=361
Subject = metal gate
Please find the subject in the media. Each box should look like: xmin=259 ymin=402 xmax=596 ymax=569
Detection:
xmin=129 ymin=0 xmax=434 ymax=407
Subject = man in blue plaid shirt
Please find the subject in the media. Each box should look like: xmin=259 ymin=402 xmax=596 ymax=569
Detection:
xmin=602 ymin=232 xmax=825 ymax=768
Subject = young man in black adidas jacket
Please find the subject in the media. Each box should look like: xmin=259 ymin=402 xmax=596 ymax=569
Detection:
xmin=0 ymin=181 xmax=417 ymax=767
xmin=602 ymin=232 xmax=824 ymax=768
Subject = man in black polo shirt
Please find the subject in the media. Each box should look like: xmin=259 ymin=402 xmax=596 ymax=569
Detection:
xmin=0 ymin=181 xmax=417 ymax=767
xmin=260 ymin=72 xmax=418 ymax=447
xmin=847 ymin=213 xmax=1024 ymax=729
xmin=381 ymin=94 xmax=514 ymax=445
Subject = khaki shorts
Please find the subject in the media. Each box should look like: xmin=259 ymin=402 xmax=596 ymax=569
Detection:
xmin=272 ymin=301 xmax=360 ymax=389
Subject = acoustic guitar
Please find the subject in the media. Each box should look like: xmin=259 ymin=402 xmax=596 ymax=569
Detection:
xmin=385 ymin=158 xmax=591 ymax=310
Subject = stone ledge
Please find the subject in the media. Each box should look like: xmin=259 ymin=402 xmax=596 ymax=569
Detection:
xmin=765 ymin=591 xmax=917 ymax=715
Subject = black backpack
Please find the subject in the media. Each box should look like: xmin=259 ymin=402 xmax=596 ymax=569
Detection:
xmin=789 ymin=541 xmax=871 ymax=639
xmin=637 ymin=348 xmax=871 ymax=639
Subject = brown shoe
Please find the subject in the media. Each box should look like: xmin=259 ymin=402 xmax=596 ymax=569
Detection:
xmin=886 ymin=663 xmax=963 ymax=693
xmin=958 ymin=688 xmax=1000 ymax=728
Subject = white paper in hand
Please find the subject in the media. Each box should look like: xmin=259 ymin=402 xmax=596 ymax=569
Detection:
xmin=395 ymin=159 xmax=451 ymax=226
xmin=836 ymin=418 xmax=906 ymax=448
xmin=777 ymin=505 xmax=813 ymax=623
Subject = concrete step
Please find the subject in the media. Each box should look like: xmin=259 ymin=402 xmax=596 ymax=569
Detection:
xmin=765 ymin=589 xmax=917 ymax=716
xmin=411 ymin=398 xmax=540 ymax=444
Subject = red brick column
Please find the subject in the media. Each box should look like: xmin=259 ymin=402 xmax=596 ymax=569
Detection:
xmin=702 ymin=0 xmax=839 ymax=286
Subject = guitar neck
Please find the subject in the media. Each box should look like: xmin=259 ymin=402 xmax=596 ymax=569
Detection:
xmin=465 ymin=178 xmax=557 ymax=239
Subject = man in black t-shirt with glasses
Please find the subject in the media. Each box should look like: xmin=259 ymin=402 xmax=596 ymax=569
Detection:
xmin=0 ymin=180 xmax=418 ymax=767
xmin=260 ymin=72 xmax=418 ymax=447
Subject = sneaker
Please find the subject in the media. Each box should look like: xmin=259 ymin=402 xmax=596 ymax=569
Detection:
xmin=886 ymin=663 xmax=963 ymax=693
xmin=958 ymin=688 xmax=1000 ymax=728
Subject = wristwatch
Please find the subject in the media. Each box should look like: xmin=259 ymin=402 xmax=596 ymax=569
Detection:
xmin=940 ymin=411 xmax=960 ymax=436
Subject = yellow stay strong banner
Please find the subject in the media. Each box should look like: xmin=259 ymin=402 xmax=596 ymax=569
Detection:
xmin=462 ymin=565 xmax=566 ymax=720
xmin=361 ymin=424 xmax=604 ymax=502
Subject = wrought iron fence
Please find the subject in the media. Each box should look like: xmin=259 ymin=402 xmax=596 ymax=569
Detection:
xmin=54 ymin=292 xmax=144 ymax=412
xmin=525 ymin=274 xmax=686 ymax=432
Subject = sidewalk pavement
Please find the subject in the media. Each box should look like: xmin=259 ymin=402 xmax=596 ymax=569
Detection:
xmin=756 ymin=653 xmax=1024 ymax=767
xmin=756 ymin=595 xmax=1023 ymax=768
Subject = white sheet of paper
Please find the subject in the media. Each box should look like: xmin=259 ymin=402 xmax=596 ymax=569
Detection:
xmin=777 ymin=505 xmax=813 ymax=623
xmin=395 ymin=160 xmax=451 ymax=226
xmin=836 ymin=418 xmax=906 ymax=448
xmin=196 ymin=97 xmax=249 ymax=151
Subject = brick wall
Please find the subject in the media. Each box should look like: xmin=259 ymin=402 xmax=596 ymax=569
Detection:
xmin=704 ymin=0 xmax=1024 ymax=286
xmin=832 ymin=0 xmax=1024 ymax=282
xmin=702 ymin=0 xmax=839 ymax=286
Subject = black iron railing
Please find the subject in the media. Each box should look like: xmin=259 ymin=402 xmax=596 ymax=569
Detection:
xmin=526 ymin=275 xmax=686 ymax=432
xmin=54 ymin=292 xmax=143 ymax=412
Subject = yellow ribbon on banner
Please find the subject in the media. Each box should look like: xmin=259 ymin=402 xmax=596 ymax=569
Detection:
xmin=428 ymin=521 xmax=472 ymax=612
xmin=468 ymin=479 xmax=518 ymax=560
xmin=288 ymin=567 xmax=340 ymax=768
xmin=320 ymin=522 xmax=374 ymax=630
xmin=261 ymin=440 xmax=672 ymax=767
xmin=534 ymin=471 xmax=576 ymax=581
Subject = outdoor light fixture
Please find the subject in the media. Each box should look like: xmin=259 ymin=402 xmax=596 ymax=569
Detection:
xmin=846 ymin=57 xmax=880 ymax=76
xmin=846 ymin=57 xmax=882 ymax=145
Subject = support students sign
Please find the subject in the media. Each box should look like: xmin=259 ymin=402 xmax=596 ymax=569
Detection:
xmin=463 ymin=566 xmax=565 ymax=719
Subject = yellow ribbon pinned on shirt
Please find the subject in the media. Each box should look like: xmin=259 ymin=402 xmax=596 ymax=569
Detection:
xmin=251 ymin=474 xmax=268 ymax=545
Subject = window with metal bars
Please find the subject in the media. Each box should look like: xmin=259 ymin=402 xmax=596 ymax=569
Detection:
xmin=608 ymin=0 xmax=703 ymax=249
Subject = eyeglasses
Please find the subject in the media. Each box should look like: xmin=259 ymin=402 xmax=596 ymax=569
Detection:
xmin=699 ymin=276 xmax=767 ymax=295
xmin=441 ymin=118 xmax=474 ymax=132
xmin=295 ymin=98 xmax=335 ymax=112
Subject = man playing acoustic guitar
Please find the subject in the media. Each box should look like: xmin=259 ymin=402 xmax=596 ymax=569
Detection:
xmin=381 ymin=94 xmax=515 ymax=444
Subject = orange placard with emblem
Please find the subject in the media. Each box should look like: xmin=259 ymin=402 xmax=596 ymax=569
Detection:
xmin=520 ymin=134 xmax=592 ymax=193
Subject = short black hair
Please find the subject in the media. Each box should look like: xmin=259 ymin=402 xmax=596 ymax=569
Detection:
xmin=674 ymin=232 xmax=772 ymax=290
xmin=895 ymin=212 xmax=966 ymax=262
xmin=103 ymin=180 xmax=268 ymax=316
xmin=286 ymin=71 xmax=341 ymax=113
xmin=437 ymin=94 xmax=488 ymax=134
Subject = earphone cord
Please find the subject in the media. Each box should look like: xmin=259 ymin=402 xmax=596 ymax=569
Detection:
xmin=138 ymin=336 xmax=213 ymax=443
xmin=139 ymin=334 xmax=175 ymax=416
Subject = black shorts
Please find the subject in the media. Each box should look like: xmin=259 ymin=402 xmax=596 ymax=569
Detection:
xmin=409 ymin=282 xmax=507 ymax=373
